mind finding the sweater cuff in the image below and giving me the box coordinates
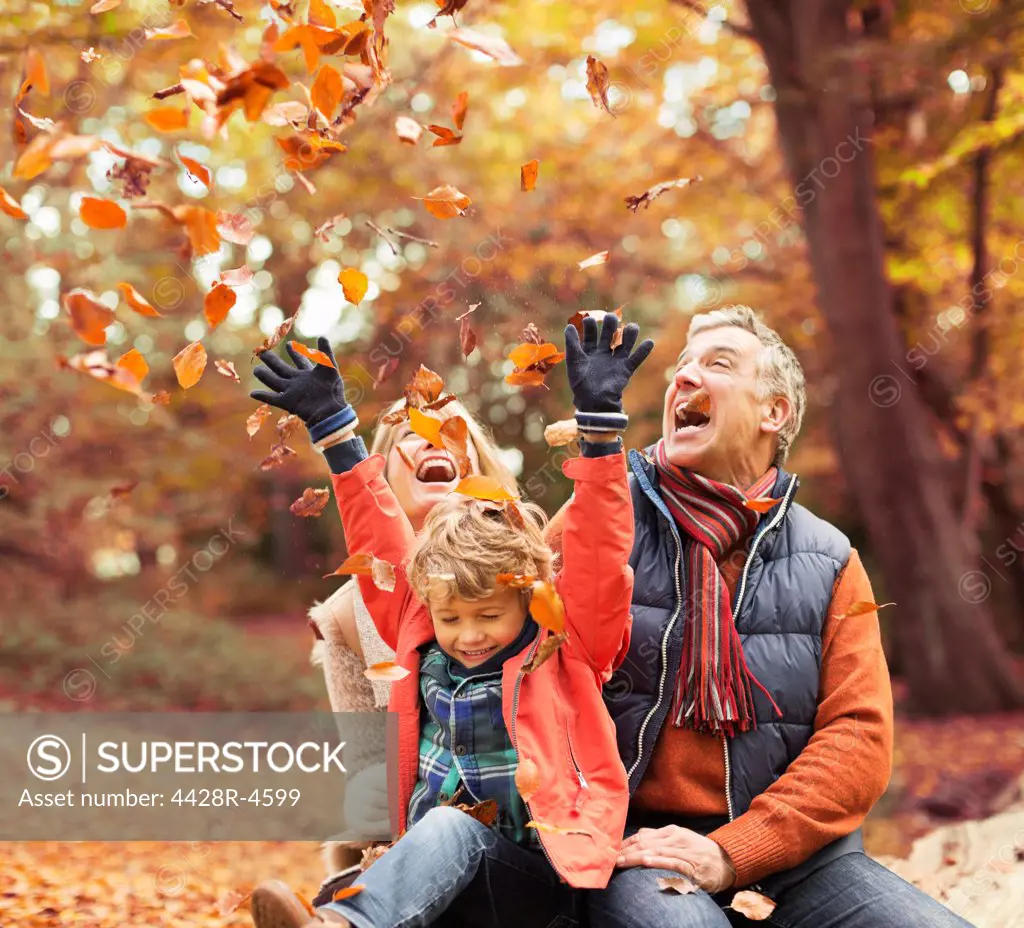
[323,436,368,474]
[580,436,623,458]
[708,810,790,888]
[575,410,628,433]
[309,405,358,443]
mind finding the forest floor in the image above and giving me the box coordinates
[3,614,1023,927]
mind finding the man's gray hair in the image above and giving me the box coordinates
[686,305,806,467]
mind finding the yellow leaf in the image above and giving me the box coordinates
[173,340,207,389]
[454,475,518,502]
[339,266,369,304]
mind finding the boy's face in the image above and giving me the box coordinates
[430,587,529,667]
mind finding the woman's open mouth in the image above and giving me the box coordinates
[415,454,458,484]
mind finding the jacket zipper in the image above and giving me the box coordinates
[509,635,566,880]
[566,727,588,791]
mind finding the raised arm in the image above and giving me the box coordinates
[251,336,415,650]
[557,314,653,672]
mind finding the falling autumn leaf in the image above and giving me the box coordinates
[80,196,127,230]
[311,63,343,120]
[325,553,397,592]
[145,19,194,41]
[681,389,711,415]
[586,55,613,116]
[259,443,298,471]
[0,188,28,220]
[505,341,565,388]
[657,876,699,894]
[289,339,336,370]
[457,304,478,357]
[729,890,777,920]
[447,28,523,66]
[544,419,578,448]
[178,152,213,189]
[428,125,462,147]
[395,116,423,144]
[339,267,369,304]
[204,283,237,331]
[440,415,471,477]
[625,175,702,213]
[416,184,471,220]
[578,249,610,270]
[253,313,297,358]
[744,497,782,513]
[173,340,207,389]
[150,390,171,405]
[172,204,221,256]
[452,90,469,129]
[521,159,539,192]
[277,414,300,442]
[331,885,365,903]
[526,632,566,673]
[220,265,254,288]
[404,364,445,408]
[408,407,444,448]
[144,107,189,132]
[363,660,411,683]
[64,289,115,346]
[836,600,896,620]
[455,475,518,502]
[247,404,273,438]
[215,359,240,382]
[218,211,255,245]
[497,573,537,589]
[90,0,123,12]
[24,47,50,97]
[290,487,330,517]
[526,819,592,837]
[530,581,565,635]
[515,758,541,802]
[117,282,162,318]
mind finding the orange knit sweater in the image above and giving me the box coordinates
[631,546,894,887]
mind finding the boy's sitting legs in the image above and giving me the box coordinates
[251,806,572,928]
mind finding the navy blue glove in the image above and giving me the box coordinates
[250,336,356,443]
[564,314,654,433]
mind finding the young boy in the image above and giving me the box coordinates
[248,315,654,928]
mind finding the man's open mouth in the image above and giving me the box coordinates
[416,454,458,483]
[674,399,711,432]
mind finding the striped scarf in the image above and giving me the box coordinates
[653,440,780,735]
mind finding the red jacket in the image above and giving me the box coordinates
[331,451,634,888]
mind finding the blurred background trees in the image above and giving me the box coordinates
[1,0,1022,716]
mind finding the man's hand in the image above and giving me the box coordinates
[564,314,654,416]
[616,825,737,894]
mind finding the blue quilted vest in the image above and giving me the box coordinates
[606,449,863,895]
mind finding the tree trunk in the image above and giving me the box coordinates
[744,1,1024,714]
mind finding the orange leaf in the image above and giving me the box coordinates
[117,282,163,317]
[144,107,189,132]
[332,885,365,903]
[204,283,237,331]
[447,27,523,66]
[290,487,330,517]
[409,407,444,449]
[836,600,895,620]
[178,153,213,189]
[744,497,781,513]
[657,876,698,894]
[145,19,194,40]
[457,799,498,827]
[682,390,711,416]
[24,47,49,97]
[404,365,446,407]
[521,159,539,192]
[289,339,336,370]
[509,342,560,369]
[311,63,343,120]
[64,289,115,345]
[504,369,548,387]
[114,348,149,392]
[173,205,221,257]
[497,572,537,589]
[526,819,592,837]
[309,0,337,28]
[0,187,28,220]
[173,340,207,389]
[339,267,369,304]
[416,184,471,219]
[526,632,566,673]
[530,581,565,635]
[585,55,612,115]
[454,475,518,502]
[729,890,777,920]
[439,415,471,477]
[578,249,610,270]
[325,554,397,592]
[515,758,541,802]
[451,90,469,130]
[247,404,273,438]
[363,661,411,683]
[215,359,240,382]
[428,125,462,147]
[80,196,127,230]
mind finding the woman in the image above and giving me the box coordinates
[308,397,519,874]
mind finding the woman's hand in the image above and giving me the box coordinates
[250,336,351,430]
[564,314,654,417]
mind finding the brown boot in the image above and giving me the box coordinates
[250,880,352,928]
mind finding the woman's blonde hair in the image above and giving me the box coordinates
[370,397,518,494]
[407,497,553,606]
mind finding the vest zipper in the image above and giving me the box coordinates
[509,635,566,881]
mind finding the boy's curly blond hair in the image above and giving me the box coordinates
[407,497,554,605]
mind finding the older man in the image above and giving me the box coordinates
[588,306,970,927]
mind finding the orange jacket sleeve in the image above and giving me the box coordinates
[330,454,418,653]
[709,549,895,886]
[555,452,635,674]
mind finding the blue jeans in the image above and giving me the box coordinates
[324,806,577,928]
[587,851,976,928]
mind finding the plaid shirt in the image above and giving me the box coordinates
[407,638,539,846]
